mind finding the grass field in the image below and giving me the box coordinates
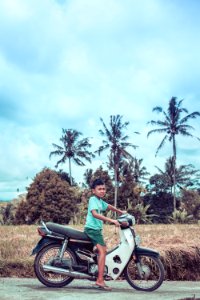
[0,223,200,279]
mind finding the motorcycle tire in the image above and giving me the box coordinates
[124,254,165,292]
[34,243,76,288]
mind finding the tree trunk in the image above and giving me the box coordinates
[114,167,118,209]
[172,136,176,211]
[69,158,72,186]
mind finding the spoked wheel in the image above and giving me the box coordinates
[124,254,165,292]
[34,243,76,287]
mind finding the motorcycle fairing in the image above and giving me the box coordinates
[105,228,135,280]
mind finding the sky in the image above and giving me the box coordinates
[0,0,200,201]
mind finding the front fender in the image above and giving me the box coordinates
[135,246,160,258]
[31,238,60,256]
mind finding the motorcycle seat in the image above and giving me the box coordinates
[46,222,91,241]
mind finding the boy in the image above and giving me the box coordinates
[84,178,126,291]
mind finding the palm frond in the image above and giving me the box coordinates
[95,144,109,155]
[178,124,194,131]
[51,143,64,151]
[55,157,67,168]
[147,128,169,138]
[152,106,162,113]
[180,111,200,124]
[177,130,194,138]
[147,120,168,127]
[73,157,85,166]
[155,135,168,156]
[155,165,165,174]
[49,148,64,159]
[99,117,112,141]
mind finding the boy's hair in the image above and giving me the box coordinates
[91,178,105,189]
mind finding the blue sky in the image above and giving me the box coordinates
[0,0,200,200]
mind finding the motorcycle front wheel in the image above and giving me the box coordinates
[34,243,76,288]
[124,254,165,292]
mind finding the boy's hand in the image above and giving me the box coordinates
[112,220,120,227]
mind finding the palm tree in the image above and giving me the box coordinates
[83,168,93,187]
[49,129,95,185]
[121,157,150,184]
[96,115,138,207]
[154,157,200,193]
[132,157,150,184]
[147,97,200,210]
[155,157,174,194]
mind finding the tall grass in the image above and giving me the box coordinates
[0,224,200,279]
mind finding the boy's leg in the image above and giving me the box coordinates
[95,244,106,286]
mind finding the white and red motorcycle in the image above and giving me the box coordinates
[32,214,165,292]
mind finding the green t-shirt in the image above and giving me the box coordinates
[85,195,108,230]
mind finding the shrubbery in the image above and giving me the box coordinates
[14,168,80,224]
[1,166,200,225]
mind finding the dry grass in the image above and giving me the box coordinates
[1,224,200,279]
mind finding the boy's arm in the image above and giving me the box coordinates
[107,204,126,215]
[91,210,120,226]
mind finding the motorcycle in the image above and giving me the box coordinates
[31,213,165,292]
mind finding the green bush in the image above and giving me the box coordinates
[14,168,79,224]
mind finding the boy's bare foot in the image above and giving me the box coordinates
[94,282,112,291]
[92,283,112,291]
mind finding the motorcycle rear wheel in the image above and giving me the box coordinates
[124,254,165,292]
[34,243,76,287]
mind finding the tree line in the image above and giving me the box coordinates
[1,97,200,225]
[49,97,200,209]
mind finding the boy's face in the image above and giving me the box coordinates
[92,184,106,199]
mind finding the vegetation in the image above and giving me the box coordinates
[143,191,174,223]
[1,163,200,226]
[49,128,94,185]
[149,158,200,194]
[147,97,200,211]
[14,168,80,225]
[181,189,200,219]
[96,115,138,208]
[1,108,200,226]
[1,224,200,281]
[128,157,150,184]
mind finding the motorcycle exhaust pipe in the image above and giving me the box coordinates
[43,265,93,279]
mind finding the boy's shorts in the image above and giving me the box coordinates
[84,227,106,246]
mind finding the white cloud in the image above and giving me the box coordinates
[0,0,200,200]
[0,0,31,21]
[65,0,124,32]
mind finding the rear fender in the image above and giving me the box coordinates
[31,238,61,256]
[134,246,160,258]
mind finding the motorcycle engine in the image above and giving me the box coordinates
[89,264,98,276]
[89,264,107,276]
